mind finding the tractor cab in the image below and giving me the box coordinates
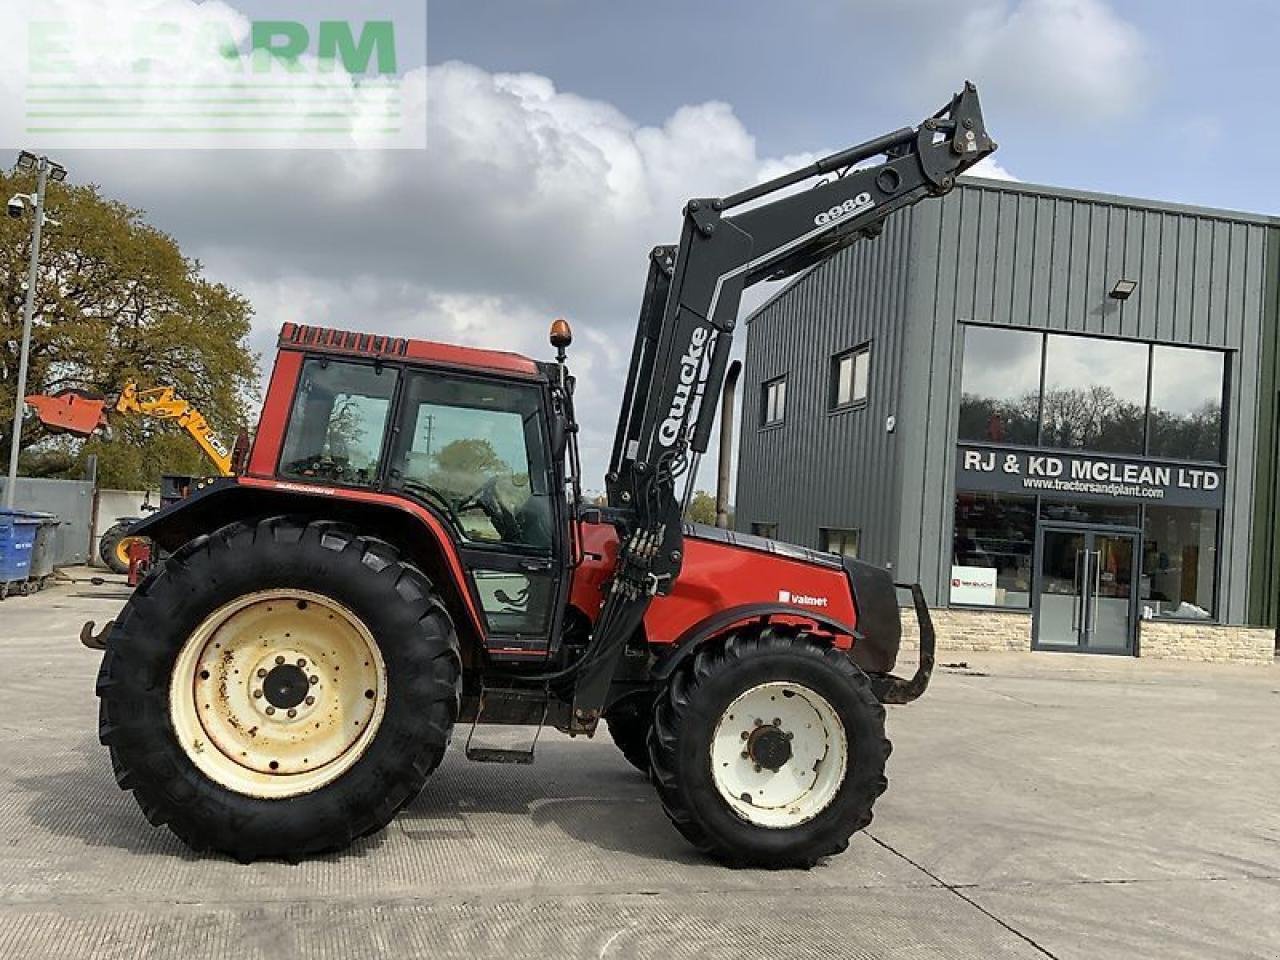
[245,323,578,655]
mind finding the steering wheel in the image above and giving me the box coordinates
[455,477,521,542]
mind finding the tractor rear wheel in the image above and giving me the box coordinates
[99,521,146,575]
[648,626,889,868]
[96,516,461,862]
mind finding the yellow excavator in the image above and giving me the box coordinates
[26,382,236,572]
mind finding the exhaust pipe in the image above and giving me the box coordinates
[715,361,741,529]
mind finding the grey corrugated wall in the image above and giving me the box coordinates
[738,177,1273,624]
[736,211,912,568]
[897,180,1270,623]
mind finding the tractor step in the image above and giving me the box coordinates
[463,684,549,764]
[464,746,537,765]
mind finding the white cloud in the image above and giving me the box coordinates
[933,0,1151,119]
[962,156,1020,181]
[874,0,1151,122]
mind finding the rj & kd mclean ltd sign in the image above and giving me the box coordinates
[955,445,1226,509]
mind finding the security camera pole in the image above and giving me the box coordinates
[4,153,54,511]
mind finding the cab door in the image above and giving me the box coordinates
[387,370,565,658]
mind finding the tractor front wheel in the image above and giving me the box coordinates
[96,517,461,862]
[648,627,889,868]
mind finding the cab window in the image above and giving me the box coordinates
[279,359,397,487]
[393,373,553,552]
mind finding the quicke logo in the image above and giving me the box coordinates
[657,325,710,447]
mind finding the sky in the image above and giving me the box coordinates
[2,0,1277,493]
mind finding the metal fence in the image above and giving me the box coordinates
[0,477,94,566]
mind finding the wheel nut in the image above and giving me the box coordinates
[741,751,749,759]
[754,718,763,726]
[296,658,306,668]
[287,708,297,719]
[253,689,263,699]
[256,668,266,678]
[265,706,276,715]
[309,675,319,685]
[275,656,285,665]
[305,696,315,706]
[754,764,762,773]
[772,717,781,726]
[740,731,749,740]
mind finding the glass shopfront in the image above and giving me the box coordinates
[951,326,1229,653]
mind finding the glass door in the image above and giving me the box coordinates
[1035,528,1087,649]
[1034,525,1138,654]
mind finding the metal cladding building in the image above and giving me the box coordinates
[736,177,1278,662]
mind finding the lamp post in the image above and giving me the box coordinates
[4,152,65,510]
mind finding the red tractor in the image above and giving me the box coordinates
[92,84,993,866]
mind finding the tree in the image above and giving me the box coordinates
[1,168,258,488]
[428,438,510,497]
[686,489,728,527]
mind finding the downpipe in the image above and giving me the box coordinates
[715,360,741,529]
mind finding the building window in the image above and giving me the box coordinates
[820,527,860,558]
[752,522,778,539]
[957,325,1228,461]
[1041,334,1148,455]
[761,376,787,426]
[1141,507,1218,620]
[830,346,870,410]
[951,492,1036,608]
[1148,346,1225,462]
[957,327,1041,445]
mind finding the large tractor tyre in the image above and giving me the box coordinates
[605,694,655,774]
[96,516,461,863]
[648,626,890,869]
[99,521,146,575]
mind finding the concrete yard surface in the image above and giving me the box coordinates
[0,579,1276,959]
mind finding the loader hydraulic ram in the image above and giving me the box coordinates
[92,83,994,867]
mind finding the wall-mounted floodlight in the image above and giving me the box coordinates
[16,151,37,172]
[1109,279,1138,301]
[48,163,68,183]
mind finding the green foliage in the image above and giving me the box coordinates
[429,438,509,495]
[686,489,727,527]
[1,168,258,488]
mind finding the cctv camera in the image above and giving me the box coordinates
[7,194,27,219]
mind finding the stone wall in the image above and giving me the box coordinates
[897,606,1276,664]
[900,607,1031,653]
[1139,621,1275,664]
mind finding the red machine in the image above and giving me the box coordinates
[90,84,993,866]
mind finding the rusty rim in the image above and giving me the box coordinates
[168,589,387,799]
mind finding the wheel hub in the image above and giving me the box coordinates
[746,725,793,771]
[262,663,310,709]
[168,589,388,799]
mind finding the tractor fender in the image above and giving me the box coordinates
[124,476,487,643]
[651,603,870,683]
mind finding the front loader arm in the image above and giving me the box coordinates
[569,83,994,730]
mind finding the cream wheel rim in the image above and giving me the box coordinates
[710,682,847,828]
[169,589,387,799]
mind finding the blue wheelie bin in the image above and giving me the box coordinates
[0,510,39,600]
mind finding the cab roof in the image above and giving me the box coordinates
[278,322,541,378]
